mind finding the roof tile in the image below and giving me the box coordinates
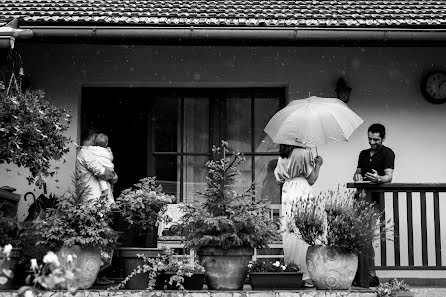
[1,0,446,28]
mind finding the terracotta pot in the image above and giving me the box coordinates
[250,272,303,290]
[118,247,164,290]
[198,246,253,290]
[0,248,22,289]
[57,245,101,289]
[306,245,358,290]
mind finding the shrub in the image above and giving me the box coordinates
[113,177,175,235]
[30,173,118,251]
[179,141,280,250]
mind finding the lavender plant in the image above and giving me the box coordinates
[293,186,392,251]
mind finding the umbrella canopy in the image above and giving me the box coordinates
[264,96,364,148]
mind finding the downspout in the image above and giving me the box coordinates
[0,19,33,48]
[13,26,446,44]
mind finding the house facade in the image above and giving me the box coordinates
[1,0,446,284]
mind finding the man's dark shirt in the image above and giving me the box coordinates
[357,145,395,177]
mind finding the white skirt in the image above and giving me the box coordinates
[281,177,313,280]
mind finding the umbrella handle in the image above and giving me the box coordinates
[315,147,319,156]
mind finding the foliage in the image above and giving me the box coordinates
[114,247,203,290]
[179,141,280,250]
[248,259,300,273]
[29,172,119,251]
[113,177,175,234]
[0,87,72,184]
[293,186,392,251]
[0,216,21,247]
[377,278,411,297]
[18,250,80,297]
[0,244,13,286]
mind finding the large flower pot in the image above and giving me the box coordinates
[250,272,303,290]
[306,245,358,290]
[198,246,253,290]
[118,247,164,290]
[165,272,205,290]
[57,245,101,289]
[0,247,22,289]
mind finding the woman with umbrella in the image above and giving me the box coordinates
[274,143,323,287]
[265,96,364,287]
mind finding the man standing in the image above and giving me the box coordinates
[353,123,395,287]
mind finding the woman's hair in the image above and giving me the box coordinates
[279,144,296,159]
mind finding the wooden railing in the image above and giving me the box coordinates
[347,183,446,287]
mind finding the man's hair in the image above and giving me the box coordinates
[368,123,386,138]
[95,133,109,147]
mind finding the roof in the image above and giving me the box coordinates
[1,0,446,28]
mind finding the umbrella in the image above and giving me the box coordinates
[264,96,364,148]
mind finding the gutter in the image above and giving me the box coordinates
[12,25,446,46]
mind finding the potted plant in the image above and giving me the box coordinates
[29,173,119,289]
[248,259,302,290]
[292,186,391,290]
[163,248,205,290]
[178,141,280,290]
[112,177,175,289]
[0,86,72,186]
[377,278,413,297]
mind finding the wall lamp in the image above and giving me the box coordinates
[335,77,352,103]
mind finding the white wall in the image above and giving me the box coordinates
[2,44,446,218]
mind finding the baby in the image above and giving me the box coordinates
[88,133,115,196]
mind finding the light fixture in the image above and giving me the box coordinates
[335,77,352,103]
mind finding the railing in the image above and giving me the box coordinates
[347,183,446,287]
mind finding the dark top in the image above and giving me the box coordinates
[357,145,395,177]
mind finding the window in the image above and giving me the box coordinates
[149,88,285,205]
[81,87,284,212]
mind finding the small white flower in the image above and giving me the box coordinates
[43,251,60,266]
[273,261,280,267]
[24,289,35,297]
[67,254,74,264]
[30,259,38,271]
[3,244,12,256]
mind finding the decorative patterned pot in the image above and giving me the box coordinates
[250,272,303,290]
[0,247,22,289]
[57,245,101,289]
[198,246,253,290]
[306,245,358,290]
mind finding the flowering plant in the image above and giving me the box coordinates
[0,244,13,286]
[17,250,80,297]
[113,177,175,235]
[248,259,300,273]
[292,186,392,251]
[0,88,72,185]
[377,278,411,297]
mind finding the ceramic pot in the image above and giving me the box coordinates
[56,245,101,289]
[198,246,253,290]
[306,245,358,290]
